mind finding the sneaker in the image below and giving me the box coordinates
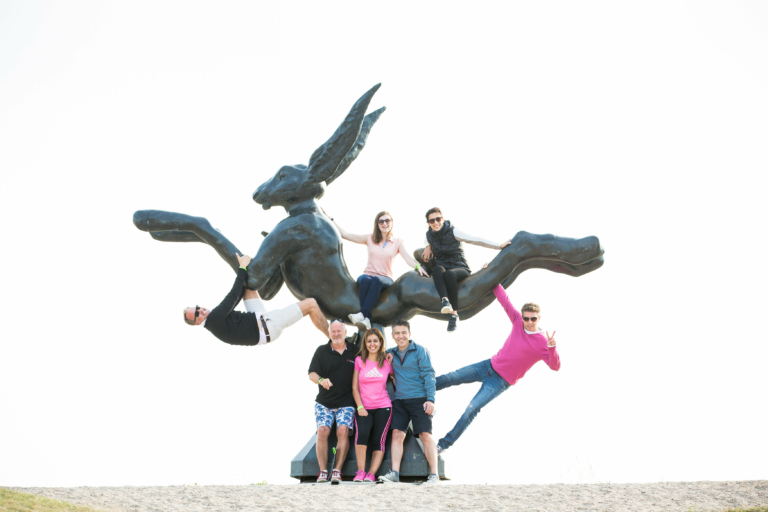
[330,469,343,483]
[353,470,366,482]
[316,470,329,482]
[437,444,446,456]
[425,473,441,484]
[447,314,458,332]
[364,472,376,482]
[378,470,400,483]
[440,298,453,314]
[348,312,372,332]
[348,312,365,330]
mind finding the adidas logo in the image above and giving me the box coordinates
[364,367,384,378]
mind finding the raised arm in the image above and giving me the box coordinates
[321,208,367,244]
[454,228,511,250]
[492,284,520,323]
[399,241,429,276]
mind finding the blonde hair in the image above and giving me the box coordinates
[359,328,387,369]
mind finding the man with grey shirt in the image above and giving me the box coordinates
[378,319,440,484]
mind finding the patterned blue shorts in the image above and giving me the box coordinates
[314,402,355,430]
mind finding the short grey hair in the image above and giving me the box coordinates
[183,308,196,326]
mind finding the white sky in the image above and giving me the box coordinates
[1,0,767,487]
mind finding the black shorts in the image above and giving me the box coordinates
[354,406,392,452]
[392,398,432,435]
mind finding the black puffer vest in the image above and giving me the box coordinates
[426,220,470,272]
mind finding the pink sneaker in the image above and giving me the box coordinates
[353,470,366,482]
[364,473,376,482]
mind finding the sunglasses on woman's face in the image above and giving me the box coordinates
[428,217,442,224]
[522,316,538,322]
[378,218,392,225]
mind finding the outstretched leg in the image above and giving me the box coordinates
[134,210,243,272]
[436,359,493,391]
[373,231,604,324]
[437,363,510,451]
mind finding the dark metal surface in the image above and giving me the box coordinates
[133,84,605,326]
[290,425,448,482]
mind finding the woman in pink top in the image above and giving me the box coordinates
[433,282,560,454]
[351,328,394,482]
[324,209,428,331]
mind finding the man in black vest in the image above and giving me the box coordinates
[422,207,511,332]
[183,252,330,344]
[308,319,360,483]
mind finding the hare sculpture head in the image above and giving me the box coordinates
[253,84,385,214]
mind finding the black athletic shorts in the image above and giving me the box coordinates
[391,398,432,435]
[354,406,392,452]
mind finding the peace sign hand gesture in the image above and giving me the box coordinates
[546,331,557,347]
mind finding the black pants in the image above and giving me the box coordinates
[355,407,392,453]
[432,266,470,311]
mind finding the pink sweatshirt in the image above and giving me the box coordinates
[490,285,560,386]
[362,235,401,279]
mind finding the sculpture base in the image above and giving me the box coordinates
[290,425,449,482]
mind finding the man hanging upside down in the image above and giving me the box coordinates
[183,252,330,344]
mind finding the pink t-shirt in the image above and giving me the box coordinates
[490,285,561,386]
[355,356,393,409]
[362,235,401,279]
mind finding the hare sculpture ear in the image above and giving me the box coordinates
[306,83,382,185]
[326,106,385,186]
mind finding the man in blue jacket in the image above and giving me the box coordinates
[378,319,439,484]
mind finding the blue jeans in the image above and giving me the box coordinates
[357,274,394,320]
[435,359,511,450]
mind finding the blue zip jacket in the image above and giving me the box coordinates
[387,340,436,403]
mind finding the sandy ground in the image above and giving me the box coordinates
[6,481,767,512]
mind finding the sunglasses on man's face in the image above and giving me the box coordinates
[378,218,392,225]
[523,316,539,322]
[193,305,201,322]
[428,217,442,224]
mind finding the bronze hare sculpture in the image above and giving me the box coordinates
[133,84,604,326]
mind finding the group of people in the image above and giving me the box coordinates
[181,207,561,484]
[327,206,511,333]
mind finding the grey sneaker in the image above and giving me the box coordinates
[447,314,458,332]
[378,470,400,483]
[440,298,453,314]
[425,474,441,484]
[437,445,446,456]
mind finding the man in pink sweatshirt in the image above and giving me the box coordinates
[435,284,560,454]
